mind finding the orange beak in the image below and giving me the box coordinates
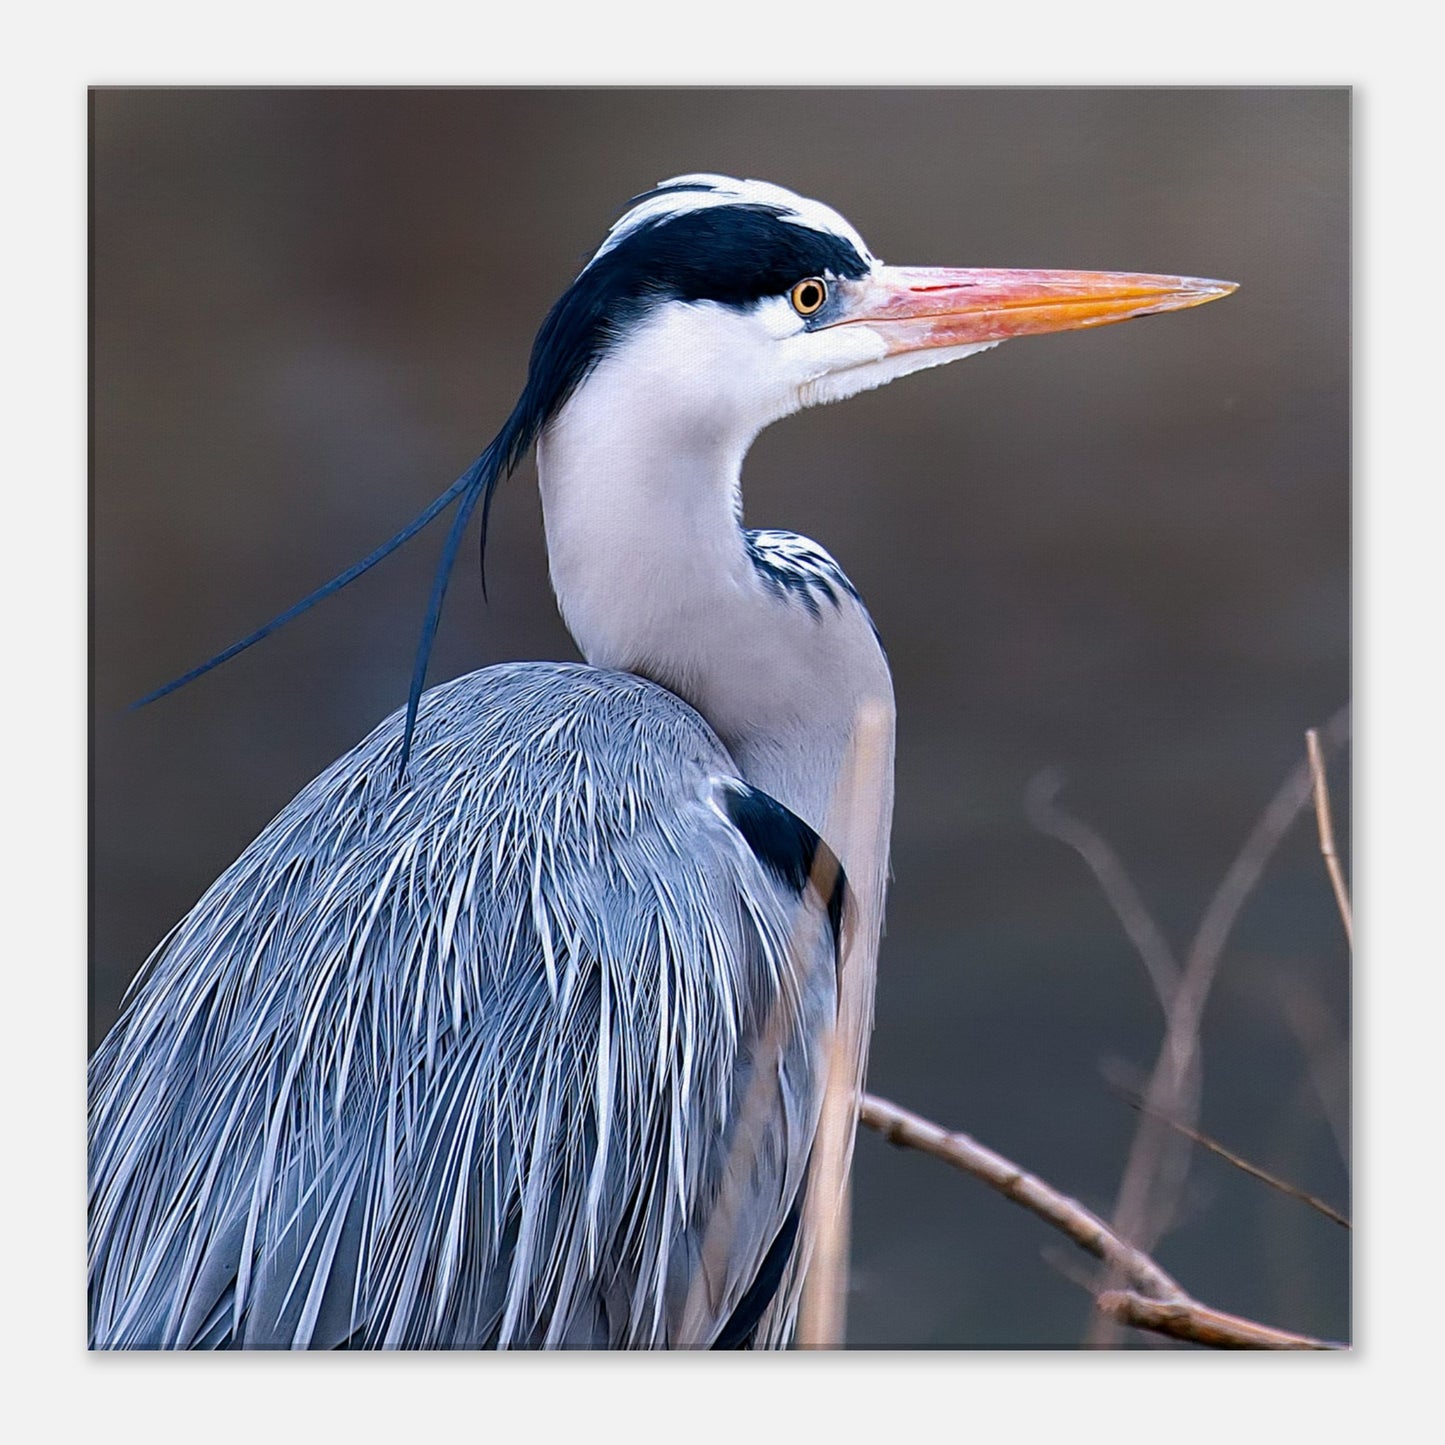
[833,266,1237,352]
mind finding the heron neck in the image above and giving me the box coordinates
[535,377,894,854]
[536,391,754,663]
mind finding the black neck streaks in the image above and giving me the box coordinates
[744,530,867,622]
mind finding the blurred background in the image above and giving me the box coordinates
[90,88,1349,1348]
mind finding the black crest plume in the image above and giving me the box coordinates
[133,291,593,781]
[133,184,870,779]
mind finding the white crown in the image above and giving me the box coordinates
[589,174,877,271]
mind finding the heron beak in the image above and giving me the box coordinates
[836,266,1237,353]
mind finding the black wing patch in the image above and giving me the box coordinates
[720,782,846,951]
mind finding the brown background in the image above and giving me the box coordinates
[91,88,1349,1347]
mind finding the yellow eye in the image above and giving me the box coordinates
[789,277,828,316]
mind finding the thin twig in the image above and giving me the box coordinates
[859,1092,1342,1351]
[1088,707,1351,1344]
[1106,1083,1350,1229]
[797,699,892,1348]
[1096,1291,1338,1350]
[1307,727,1353,948]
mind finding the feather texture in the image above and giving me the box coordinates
[90,663,839,1349]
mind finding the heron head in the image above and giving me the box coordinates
[136,176,1237,776]
[518,174,1237,447]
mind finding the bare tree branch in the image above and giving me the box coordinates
[1307,726,1353,948]
[1095,1290,1337,1350]
[861,1094,1185,1304]
[859,1092,1342,1351]
[1087,707,1351,1343]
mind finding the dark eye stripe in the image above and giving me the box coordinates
[504,205,872,467]
[607,206,869,305]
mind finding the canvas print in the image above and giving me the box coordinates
[90,88,1349,1349]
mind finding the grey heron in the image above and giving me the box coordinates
[89,174,1235,1349]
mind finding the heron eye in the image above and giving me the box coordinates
[789,277,828,316]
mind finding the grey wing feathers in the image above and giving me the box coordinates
[89,662,838,1349]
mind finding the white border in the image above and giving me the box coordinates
[10,3,1435,1438]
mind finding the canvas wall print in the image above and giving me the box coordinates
[90,88,1349,1349]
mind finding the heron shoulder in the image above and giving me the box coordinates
[395,662,848,946]
[413,662,844,920]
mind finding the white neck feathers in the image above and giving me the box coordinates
[534,304,895,850]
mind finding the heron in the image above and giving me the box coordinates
[89,174,1235,1349]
